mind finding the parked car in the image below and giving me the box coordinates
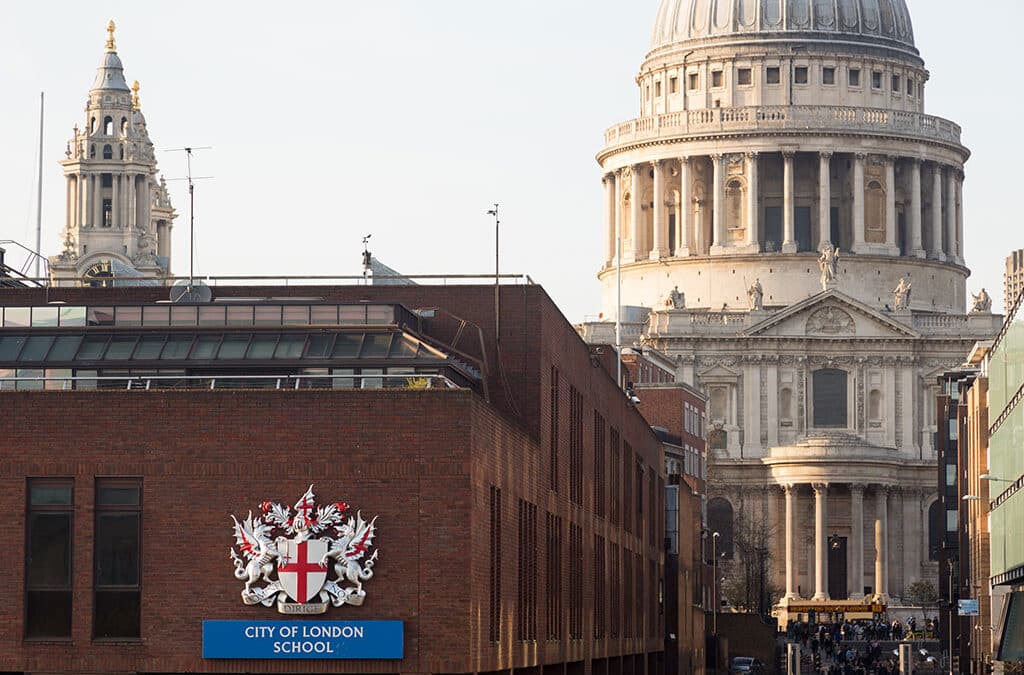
[729,656,765,674]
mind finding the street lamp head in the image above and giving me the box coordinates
[980,473,1010,482]
[962,495,980,501]
[713,531,720,538]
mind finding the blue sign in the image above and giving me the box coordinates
[202,620,404,660]
[958,599,980,617]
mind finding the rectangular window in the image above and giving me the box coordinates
[516,499,537,641]
[766,67,781,84]
[872,71,883,89]
[594,412,606,518]
[609,544,620,638]
[623,551,633,637]
[610,429,620,525]
[823,67,836,85]
[688,73,699,90]
[549,367,560,492]
[892,74,901,92]
[546,512,562,641]
[594,535,606,639]
[794,66,809,84]
[622,442,633,533]
[94,480,141,639]
[636,457,644,538]
[907,77,915,97]
[737,68,752,86]
[489,486,502,643]
[654,81,662,97]
[849,68,861,87]
[711,70,723,88]
[569,524,583,640]
[669,76,678,93]
[26,480,73,639]
[569,387,583,506]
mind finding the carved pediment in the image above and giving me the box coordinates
[744,291,919,339]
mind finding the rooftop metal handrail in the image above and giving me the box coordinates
[0,372,463,391]
[2,273,536,287]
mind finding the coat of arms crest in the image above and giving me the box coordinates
[228,485,379,614]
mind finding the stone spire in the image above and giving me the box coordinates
[50,21,176,287]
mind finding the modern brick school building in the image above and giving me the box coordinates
[0,283,667,675]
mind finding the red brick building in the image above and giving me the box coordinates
[0,283,664,675]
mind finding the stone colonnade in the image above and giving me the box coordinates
[602,152,963,265]
[778,482,907,602]
[66,172,151,232]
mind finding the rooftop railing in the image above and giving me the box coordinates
[603,105,963,148]
[0,372,463,392]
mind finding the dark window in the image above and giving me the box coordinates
[609,429,620,525]
[737,68,752,86]
[516,499,538,641]
[892,74,901,92]
[872,71,883,89]
[94,480,141,638]
[550,367,560,492]
[594,412,606,519]
[794,66,809,84]
[928,500,943,560]
[546,512,563,641]
[102,145,113,160]
[823,67,836,85]
[708,497,734,559]
[688,73,699,90]
[766,67,781,84]
[594,535,605,639]
[569,524,583,640]
[569,386,583,506]
[849,68,861,87]
[26,479,73,638]
[711,70,723,88]
[813,369,849,428]
[489,486,501,643]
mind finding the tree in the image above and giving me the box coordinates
[720,507,782,618]
[906,580,940,622]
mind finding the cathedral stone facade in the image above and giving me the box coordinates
[581,0,1001,609]
[48,21,176,287]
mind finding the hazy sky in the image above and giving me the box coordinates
[1,0,1021,321]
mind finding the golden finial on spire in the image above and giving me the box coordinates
[105,20,117,52]
[132,80,141,110]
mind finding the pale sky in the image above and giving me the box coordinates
[1,1,1021,321]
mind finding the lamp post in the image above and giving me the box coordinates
[712,531,720,635]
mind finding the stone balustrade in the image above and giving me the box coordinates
[603,105,963,148]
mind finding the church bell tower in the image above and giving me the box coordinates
[49,20,176,286]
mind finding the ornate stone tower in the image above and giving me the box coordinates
[49,21,176,286]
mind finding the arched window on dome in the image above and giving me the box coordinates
[865,180,886,244]
[708,498,734,559]
[725,178,746,242]
[927,499,942,561]
[812,369,848,429]
[103,116,113,136]
[102,145,113,160]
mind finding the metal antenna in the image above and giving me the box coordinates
[165,146,212,291]
[486,204,500,339]
[34,92,44,280]
[361,234,373,281]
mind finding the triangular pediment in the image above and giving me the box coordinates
[697,363,740,380]
[743,290,920,339]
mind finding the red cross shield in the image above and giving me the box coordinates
[278,539,328,604]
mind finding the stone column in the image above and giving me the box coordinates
[813,483,829,601]
[65,177,72,230]
[711,154,725,252]
[850,484,865,599]
[818,152,832,250]
[887,488,898,599]
[782,152,797,253]
[614,169,624,263]
[677,157,691,256]
[112,174,121,229]
[874,487,889,601]
[946,169,957,263]
[78,174,86,228]
[853,154,866,252]
[604,172,616,265]
[746,152,759,250]
[631,164,644,260]
[931,164,945,261]
[652,160,668,259]
[885,157,898,253]
[784,484,798,600]
[909,159,925,257]
[955,173,964,263]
